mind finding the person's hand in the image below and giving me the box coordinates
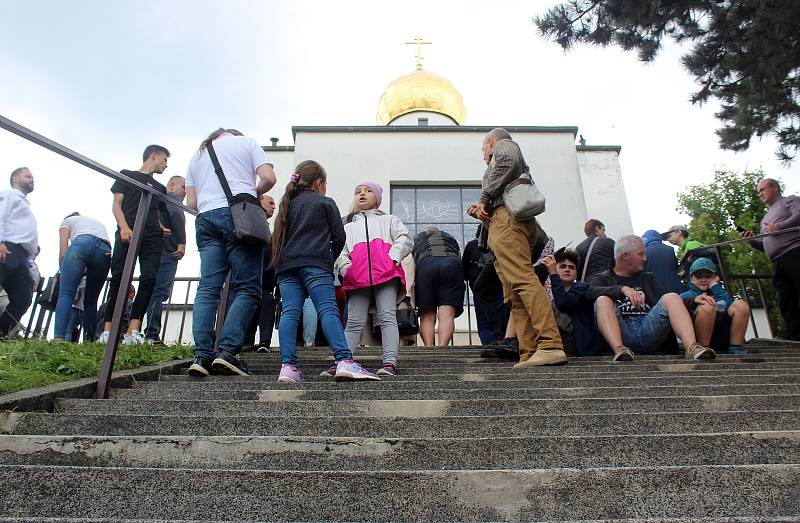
[0,243,9,264]
[172,244,186,261]
[542,255,557,275]
[119,224,133,243]
[161,226,172,238]
[694,294,716,307]
[739,229,754,238]
[622,286,646,309]
[763,223,779,233]
[467,203,490,222]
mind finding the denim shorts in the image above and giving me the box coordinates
[616,297,674,354]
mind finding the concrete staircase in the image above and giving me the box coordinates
[2,340,800,522]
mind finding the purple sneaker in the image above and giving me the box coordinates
[319,363,337,378]
[277,364,304,385]
[335,360,381,382]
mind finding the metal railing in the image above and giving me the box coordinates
[686,225,800,339]
[1,115,198,399]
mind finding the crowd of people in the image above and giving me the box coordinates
[1,127,798,383]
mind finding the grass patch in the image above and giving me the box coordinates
[0,338,192,395]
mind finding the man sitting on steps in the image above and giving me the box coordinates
[589,235,715,362]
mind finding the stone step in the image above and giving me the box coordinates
[2,431,798,470]
[7,410,798,437]
[235,361,799,373]
[55,394,800,417]
[130,372,800,391]
[111,382,800,401]
[158,367,800,383]
[1,464,798,521]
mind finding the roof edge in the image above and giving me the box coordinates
[576,145,622,153]
[291,125,579,139]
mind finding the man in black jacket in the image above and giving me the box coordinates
[576,219,615,282]
[144,175,187,343]
[589,235,714,361]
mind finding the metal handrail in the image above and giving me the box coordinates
[0,114,198,399]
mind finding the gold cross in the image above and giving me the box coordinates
[405,36,432,71]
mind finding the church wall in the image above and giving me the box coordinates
[576,149,634,238]
[262,149,297,187]
[291,129,594,247]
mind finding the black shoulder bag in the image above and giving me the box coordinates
[206,141,269,246]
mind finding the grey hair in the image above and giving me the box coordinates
[424,224,440,233]
[614,235,644,259]
[486,128,512,143]
[758,178,781,191]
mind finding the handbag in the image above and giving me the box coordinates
[395,297,419,336]
[38,273,60,310]
[206,141,269,246]
[501,160,546,220]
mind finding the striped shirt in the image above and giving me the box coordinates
[480,139,528,211]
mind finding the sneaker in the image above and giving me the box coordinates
[376,363,398,376]
[98,331,110,344]
[212,350,251,376]
[278,364,304,385]
[728,346,748,355]
[512,349,568,368]
[686,343,716,360]
[613,346,635,362]
[122,331,146,345]
[319,364,338,378]
[256,343,271,353]
[187,357,213,377]
[335,360,381,381]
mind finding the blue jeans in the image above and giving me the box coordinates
[144,249,179,341]
[193,207,264,359]
[54,235,111,341]
[277,266,352,365]
[616,297,674,354]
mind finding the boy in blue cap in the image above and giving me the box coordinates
[680,258,750,354]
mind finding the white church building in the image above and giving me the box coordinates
[264,60,634,250]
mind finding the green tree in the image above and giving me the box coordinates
[676,169,785,336]
[534,1,800,161]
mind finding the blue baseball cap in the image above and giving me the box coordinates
[689,257,717,275]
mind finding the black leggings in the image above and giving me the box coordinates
[103,230,163,324]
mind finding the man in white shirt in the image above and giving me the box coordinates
[0,167,39,336]
[185,128,276,377]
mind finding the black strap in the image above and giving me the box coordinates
[206,141,234,205]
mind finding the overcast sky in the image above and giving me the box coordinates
[1,0,798,280]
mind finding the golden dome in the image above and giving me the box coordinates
[376,68,466,125]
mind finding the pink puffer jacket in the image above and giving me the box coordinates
[335,210,413,293]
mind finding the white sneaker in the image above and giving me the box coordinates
[98,331,110,344]
[122,330,146,345]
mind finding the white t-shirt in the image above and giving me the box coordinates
[60,215,110,243]
[185,134,273,214]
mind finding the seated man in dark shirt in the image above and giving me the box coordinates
[589,235,715,362]
[543,248,601,356]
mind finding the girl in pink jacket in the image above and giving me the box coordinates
[334,182,413,376]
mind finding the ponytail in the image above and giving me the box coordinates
[269,160,327,268]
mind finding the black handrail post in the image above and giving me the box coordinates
[738,278,759,339]
[214,273,232,343]
[178,281,192,344]
[713,245,731,289]
[96,193,152,399]
[754,278,776,338]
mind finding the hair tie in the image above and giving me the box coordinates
[290,173,300,183]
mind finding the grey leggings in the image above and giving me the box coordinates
[344,280,399,365]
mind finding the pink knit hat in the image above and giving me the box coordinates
[356,181,383,208]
